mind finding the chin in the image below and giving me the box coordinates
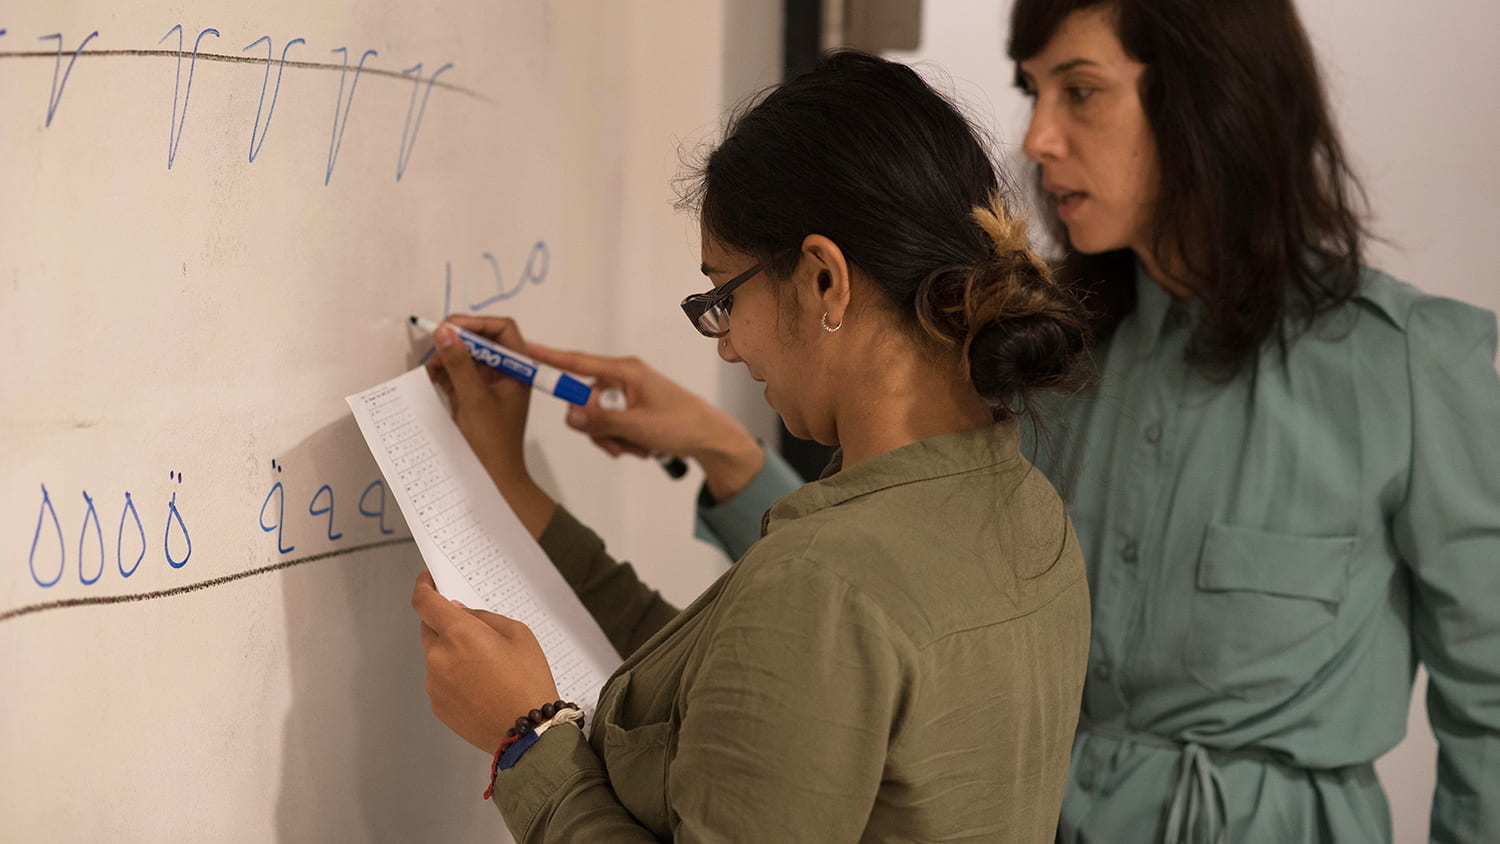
[1063,224,1128,256]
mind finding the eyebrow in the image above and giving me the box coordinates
[1049,58,1100,75]
[1017,57,1101,86]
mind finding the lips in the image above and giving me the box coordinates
[1045,184,1088,220]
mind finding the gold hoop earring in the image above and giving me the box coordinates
[821,313,842,333]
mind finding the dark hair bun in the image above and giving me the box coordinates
[967,313,1088,412]
[914,195,1091,417]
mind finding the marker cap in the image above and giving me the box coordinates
[598,388,628,412]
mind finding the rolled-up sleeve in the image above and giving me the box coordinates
[492,541,908,842]
[490,722,661,843]
[1392,298,1500,843]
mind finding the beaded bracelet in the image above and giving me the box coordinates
[482,700,584,799]
[533,706,585,739]
[506,700,582,741]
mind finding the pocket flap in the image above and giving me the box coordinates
[600,718,674,834]
[1198,522,1355,603]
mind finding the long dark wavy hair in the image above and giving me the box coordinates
[1008,0,1370,377]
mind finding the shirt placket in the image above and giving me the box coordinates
[1085,300,1190,725]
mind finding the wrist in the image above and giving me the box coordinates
[483,700,584,799]
[492,476,558,540]
[696,428,765,504]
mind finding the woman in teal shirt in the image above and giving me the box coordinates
[543,1,1500,841]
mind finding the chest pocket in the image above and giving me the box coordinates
[596,670,674,836]
[1184,522,1355,699]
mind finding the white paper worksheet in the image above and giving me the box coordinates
[346,367,620,728]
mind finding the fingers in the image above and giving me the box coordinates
[411,571,463,633]
[596,434,649,459]
[567,402,642,457]
[441,314,526,348]
[429,323,492,401]
[425,358,454,400]
[466,607,528,638]
[528,342,640,383]
[416,572,532,644]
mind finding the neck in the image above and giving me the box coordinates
[830,342,993,468]
[1136,248,1199,299]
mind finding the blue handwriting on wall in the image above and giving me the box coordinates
[27,472,192,588]
[27,464,396,589]
[5,25,462,183]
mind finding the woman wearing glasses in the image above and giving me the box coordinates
[411,51,1093,842]
[553,1,1500,841]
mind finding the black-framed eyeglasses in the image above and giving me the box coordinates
[680,251,791,338]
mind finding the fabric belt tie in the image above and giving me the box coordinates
[1163,742,1227,844]
[1077,720,1289,844]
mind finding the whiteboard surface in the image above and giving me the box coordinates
[0,2,782,840]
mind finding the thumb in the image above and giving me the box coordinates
[569,397,640,440]
[411,571,465,633]
[432,324,489,400]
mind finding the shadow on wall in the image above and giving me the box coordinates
[271,413,508,843]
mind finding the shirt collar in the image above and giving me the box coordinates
[762,422,1022,535]
[1129,260,1205,355]
[1133,261,1176,341]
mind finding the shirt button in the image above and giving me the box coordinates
[1094,663,1113,682]
[1121,541,1138,563]
[1170,309,1191,330]
[1145,423,1163,443]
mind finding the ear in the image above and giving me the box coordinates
[796,234,852,330]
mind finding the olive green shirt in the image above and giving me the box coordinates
[699,266,1500,843]
[490,423,1091,842]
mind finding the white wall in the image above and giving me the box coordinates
[868,1,1500,841]
[573,1,785,610]
[0,2,781,840]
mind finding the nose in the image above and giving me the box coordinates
[1021,100,1065,164]
[716,334,741,364]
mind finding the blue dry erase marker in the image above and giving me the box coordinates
[410,316,592,406]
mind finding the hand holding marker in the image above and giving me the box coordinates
[410,316,687,479]
[596,388,690,479]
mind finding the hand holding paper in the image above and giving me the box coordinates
[411,571,562,751]
[346,366,620,731]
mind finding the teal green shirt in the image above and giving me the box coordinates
[700,267,1500,843]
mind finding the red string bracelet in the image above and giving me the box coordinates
[482,734,522,800]
[481,700,581,800]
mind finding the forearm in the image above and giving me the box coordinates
[691,424,766,504]
[494,476,557,541]
[538,507,680,659]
